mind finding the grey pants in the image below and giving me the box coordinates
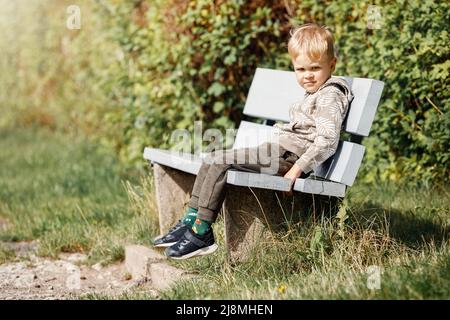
[188,142,299,222]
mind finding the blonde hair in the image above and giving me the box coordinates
[288,23,336,61]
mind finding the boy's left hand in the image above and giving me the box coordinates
[283,163,302,194]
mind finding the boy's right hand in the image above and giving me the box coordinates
[283,164,302,196]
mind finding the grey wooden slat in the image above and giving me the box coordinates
[232,120,274,149]
[293,178,346,197]
[143,148,202,175]
[227,171,346,197]
[343,78,384,136]
[243,67,384,136]
[227,170,291,191]
[312,141,365,186]
[244,68,302,122]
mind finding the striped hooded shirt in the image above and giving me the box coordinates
[274,77,354,174]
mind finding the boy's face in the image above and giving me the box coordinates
[292,53,336,93]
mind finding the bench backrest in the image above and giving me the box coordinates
[232,68,384,187]
[243,68,384,136]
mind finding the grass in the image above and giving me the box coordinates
[0,127,159,265]
[0,127,448,299]
[157,208,448,299]
[0,243,15,264]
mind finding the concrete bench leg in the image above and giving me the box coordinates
[223,186,295,261]
[223,187,336,261]
[152,163,196,234]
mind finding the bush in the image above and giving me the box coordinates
[104,0,449,185]
[102,0,293,164]
[1,0,447,185]
[295,0,449,185]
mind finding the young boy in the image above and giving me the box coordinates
[153,23,354,259]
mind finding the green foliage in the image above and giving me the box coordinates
[102,0,292,165]
[295,0,449,185]
[104,0,448,184]
[0,0,447,185]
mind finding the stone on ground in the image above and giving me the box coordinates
[125,245,195,291]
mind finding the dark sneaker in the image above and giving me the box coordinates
[165,228,218,260]
[153,220,189,248]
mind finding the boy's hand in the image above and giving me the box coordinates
[283,164,302,195]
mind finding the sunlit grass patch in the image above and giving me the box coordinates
[0,128,158,265]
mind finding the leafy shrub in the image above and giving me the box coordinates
[1,0,447,185]
[102,0,293,164]
[293,0,449,185]
[104,0,448,184]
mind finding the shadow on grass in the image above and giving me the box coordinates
[269,191,448,249]
[350,201,449,249]
[281,192,342,219]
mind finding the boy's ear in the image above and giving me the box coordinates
[330,57,337,72]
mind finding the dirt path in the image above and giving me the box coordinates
[0,241,157,300]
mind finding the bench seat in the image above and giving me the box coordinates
[227,171,346,197]
[143,148,203,175]
[144,147,346,197]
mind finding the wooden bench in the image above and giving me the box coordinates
[144,67,384,260]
